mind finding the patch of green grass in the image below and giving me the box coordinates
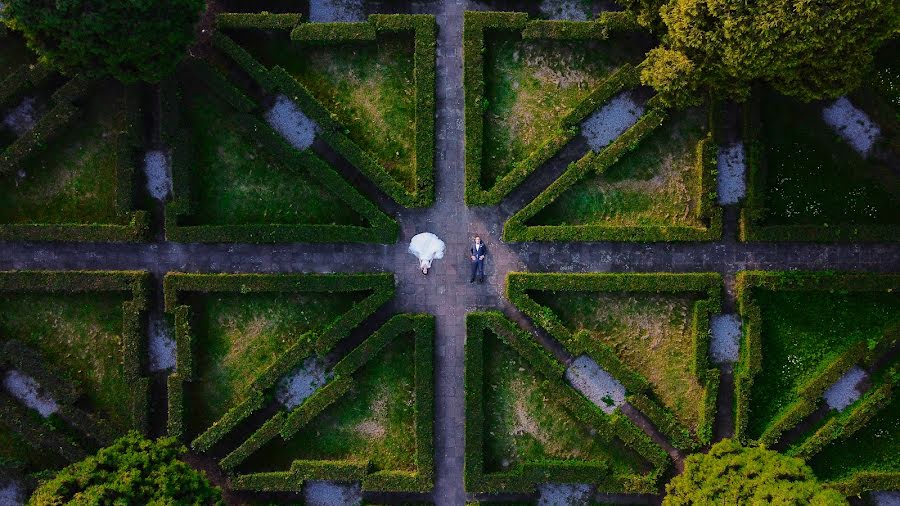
[808,388,900,482]
[871,41,899,119]
[756,88,899,227]
[181,81,365,227]
[482,330,647,475]
[0,293,136,432]
[0,424,67,473]
[185,291,365,437]
[530,107,708,227]
[0,82,135,226]
[242,334,417,472]
[747,290,900,440]
[0,31,35,79]
[229,31,417,191]
[481,33,646,188]
[529,291,706,432]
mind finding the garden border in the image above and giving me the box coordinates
[464,311,669,495]
[506,272,722,450]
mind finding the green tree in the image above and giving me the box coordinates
[639,0,900,108]
[2,0,204,83]
[664,439,847,505]
[29,432,222,505]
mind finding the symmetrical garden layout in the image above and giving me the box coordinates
[0,2,899,505]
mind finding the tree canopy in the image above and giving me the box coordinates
[2,0,204,83]
[636,0,900,107]
[29,432,222,505]
[664,439,847,505]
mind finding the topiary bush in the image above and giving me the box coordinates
[664,439,847,505]
[2,0,204,83]
[28,431,222,505]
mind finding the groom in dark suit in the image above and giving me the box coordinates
[470,236,487,283]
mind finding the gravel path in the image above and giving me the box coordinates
[148,317,176,372]
[2,96,40,136]
[539,483,594,506]
[144,150,172,201]
[266,95,319,151]
[303,480,362,506]
[565,355,626,414]
[3,370,58,417]
[0,479,23,506]
[308,0,365,23]
[823,365,868,411]
[822,97,881,156]
[873,491,900,506]
[276,356,330,409]
[710,314,741,364]
[539,0,590,20]
[717,143,746,205]
[581,92,644,152]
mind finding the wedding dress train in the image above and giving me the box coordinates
[408,232,445,272]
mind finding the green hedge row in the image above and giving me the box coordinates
[163,272,395,443]
[0,75,149,242]
[215,12,302,31]
[733,271,900,444]
[227,314,434,493]
[217,13,436,207]
[507,272,722,450]
[0,393,86,464]
[503,102,723,242]
[162,60,397,243]
[464,312,668,494]
[739,92,900,242]
[463,11,645,205]
[0,60,52,113]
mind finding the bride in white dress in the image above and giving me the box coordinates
[408,232,445,275]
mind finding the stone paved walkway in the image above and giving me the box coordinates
[2,1,900,505]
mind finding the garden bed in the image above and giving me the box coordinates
[464,312,669,495]
[162,61,396,243]
[463,11,651,205]
[740,87,899,242]
[733,272,900,448]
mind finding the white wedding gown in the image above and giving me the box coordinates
[408,232,445,269]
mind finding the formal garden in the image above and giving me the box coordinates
[0,0,899,505]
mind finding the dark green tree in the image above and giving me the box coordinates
[664,439,847,505]
[29,432,222,505]
[2,0,204,83]
[639,0,900,108]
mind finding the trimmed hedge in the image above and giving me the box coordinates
[739,92,900,242]
[733,271,900,445]
[215,12,302,31]
[503,102,723,242]
[506,272,722,450]
[162,59,397,243]
[227,314,435,494]
[464,312,668,495]
[0,271,151,467]
[163,272,395,444]
[0,74,149,242]
[463,11,645,205]
[217,13,436,207]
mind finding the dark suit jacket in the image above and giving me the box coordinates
[470,243,487,260]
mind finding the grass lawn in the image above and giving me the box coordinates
[242,333,418,472]
[0,31,34,79]
[0,81,137,226]
[0,293,136,432]
[754,87,898,228]
[180,78,365,227]
[481,33,647,188]
[185,291,365,437]
[0,423,68,473]
[481,329,647,475]
[808,387,900,482]
[529,106,708,227]
[870,41,899,119]
[228,30,417,191]
[529,291,706,433]
[746,290,900,440]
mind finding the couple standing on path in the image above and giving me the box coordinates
[408,232,487,283]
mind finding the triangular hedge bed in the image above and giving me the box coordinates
[213,12,435,208]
